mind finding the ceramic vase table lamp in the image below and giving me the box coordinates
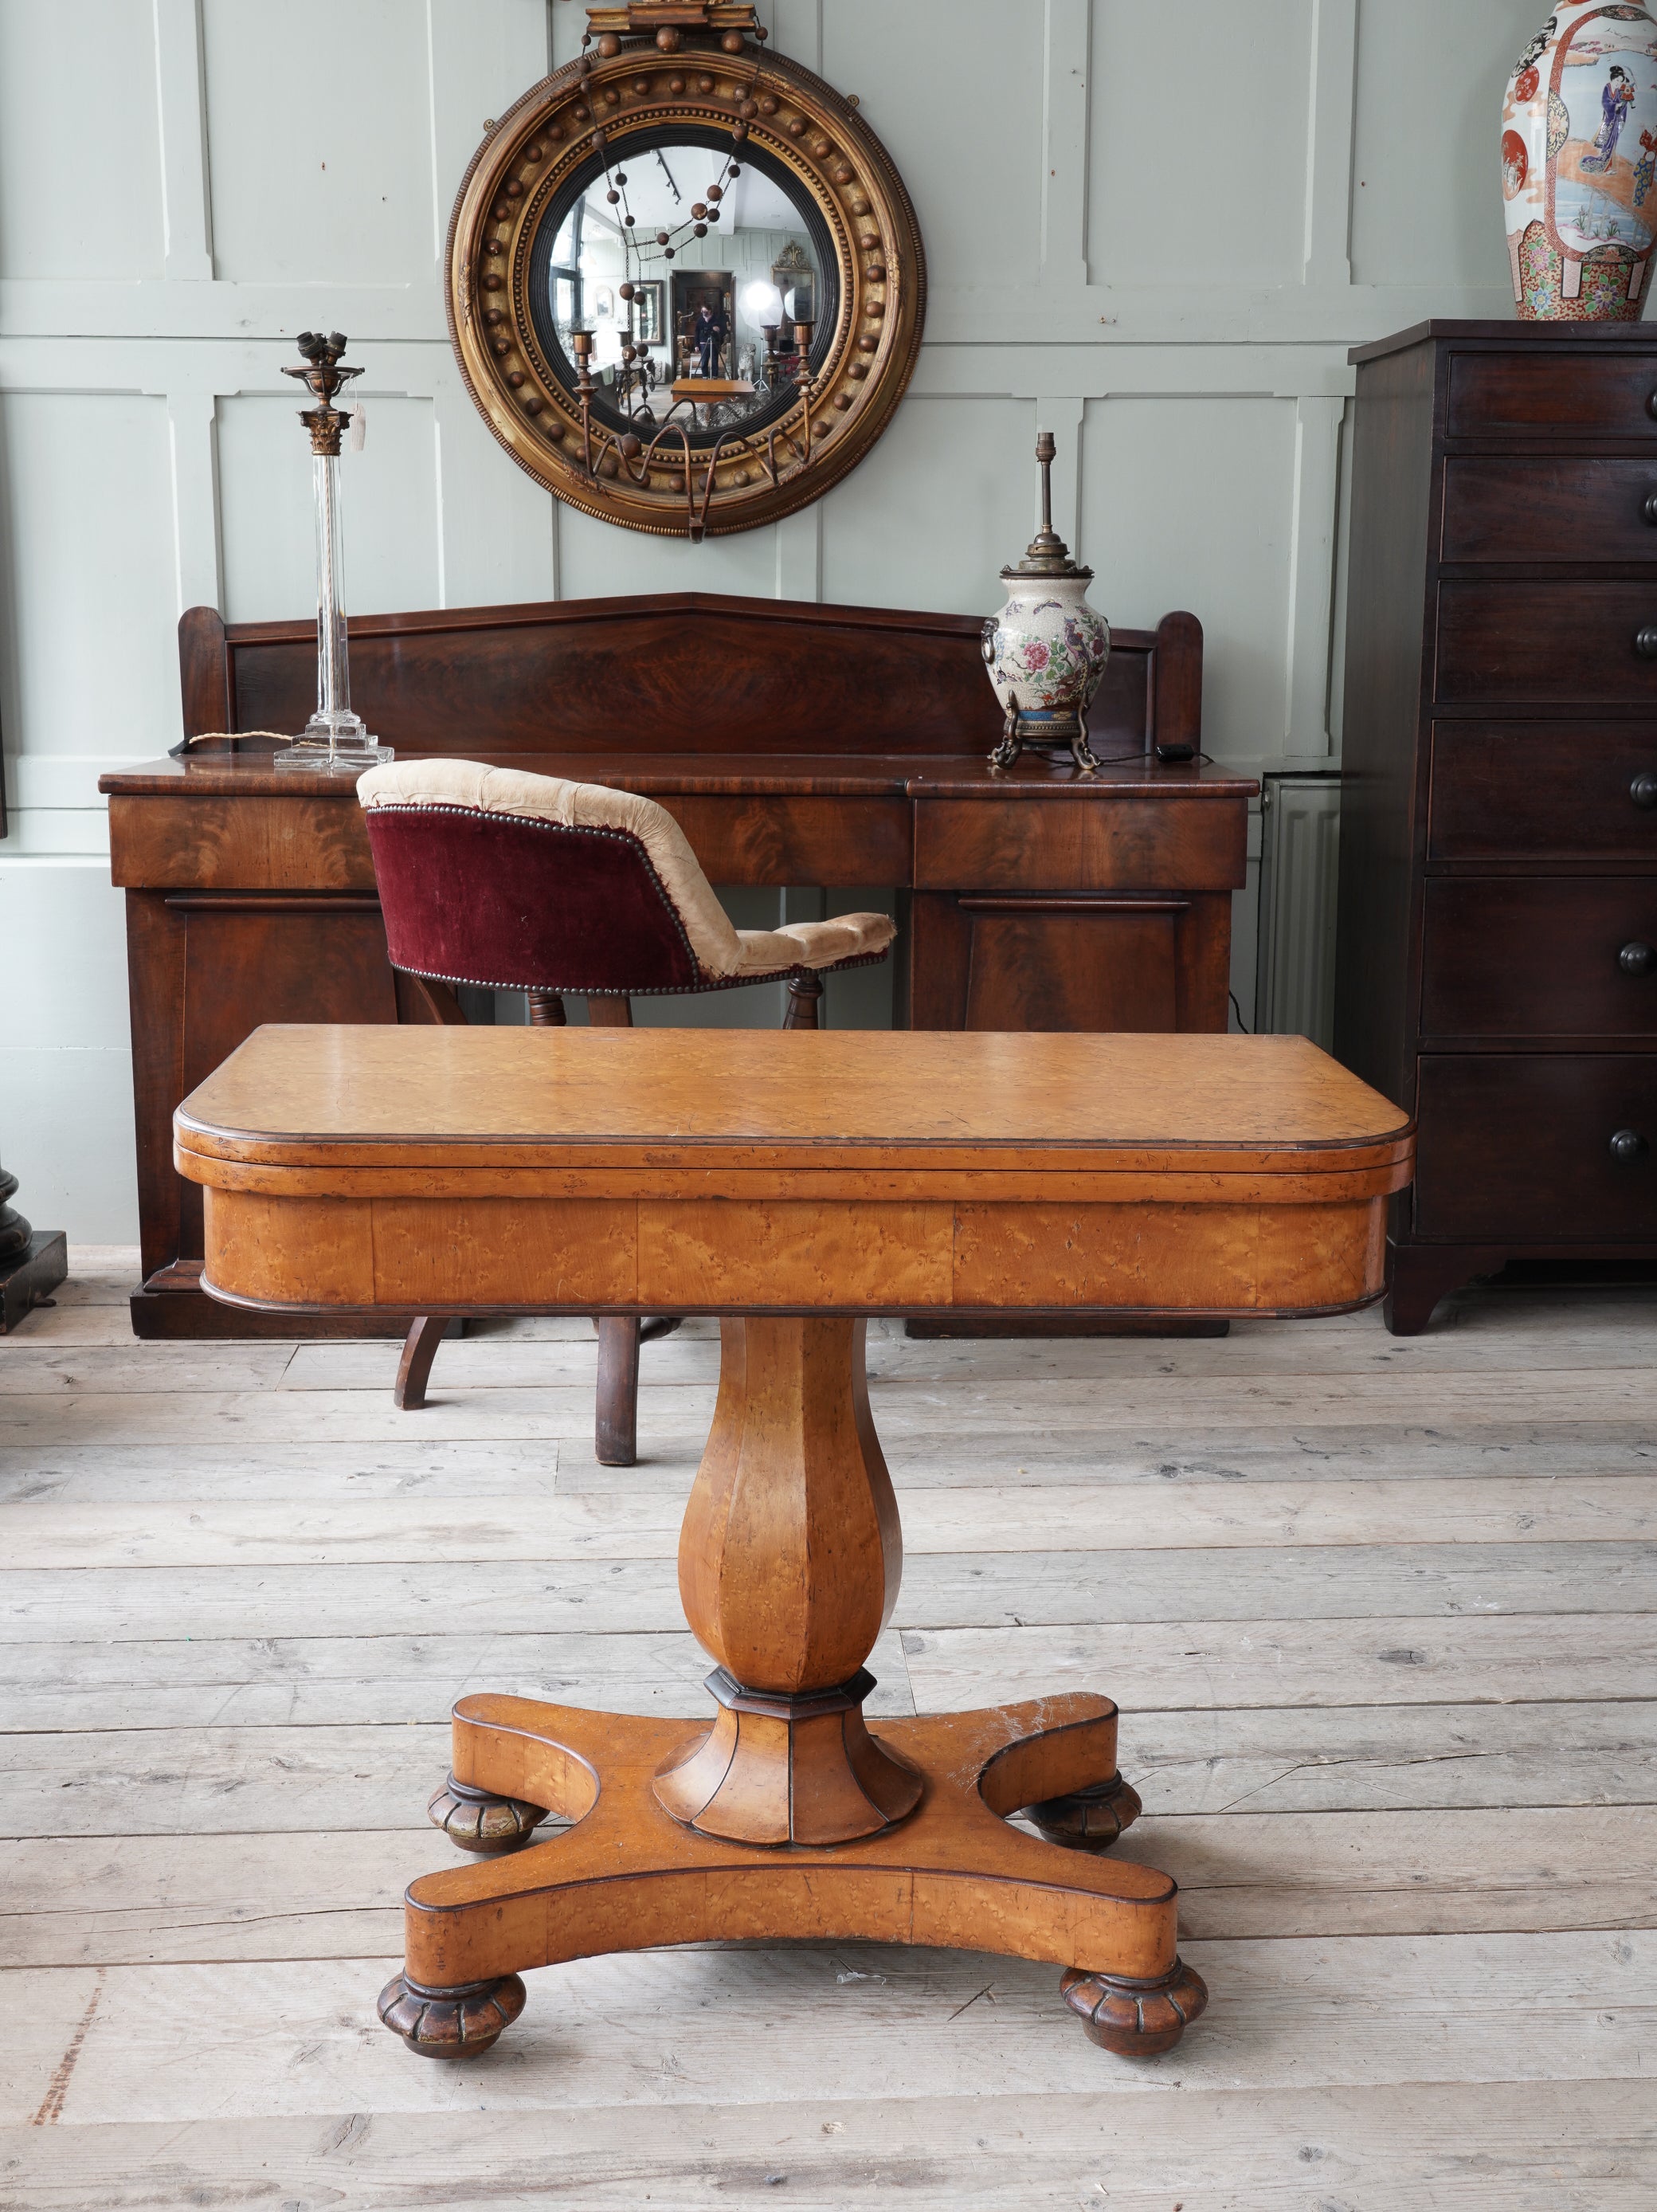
[1504,2,1657,320]
[275,331,392,773]
[983,431,1111,775]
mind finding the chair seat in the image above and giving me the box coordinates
[735,913,896,976]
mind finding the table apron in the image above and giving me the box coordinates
[198,1186,1389,1316]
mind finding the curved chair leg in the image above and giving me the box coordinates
[595,1316,642,1465]
[395,1316,448,1411]
[784,973,823,1029]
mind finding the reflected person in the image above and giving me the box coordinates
[693,299,727,377]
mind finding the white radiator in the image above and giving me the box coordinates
[1252,771,1342,1050]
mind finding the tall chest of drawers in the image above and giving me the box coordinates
[1334,320,1657,1333]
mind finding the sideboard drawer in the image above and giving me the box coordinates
[1447,351,1657,438]
[912,796,1245,892]
[1413,1053,1657,1241]
[1436,580,1657,704]
[1428,722,1657,859]
[1442,456,1657,564]
[1421,878,1657,1037]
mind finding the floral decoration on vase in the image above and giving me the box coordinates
[1503,3,1657,320]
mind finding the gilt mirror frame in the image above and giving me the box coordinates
[445,2,926,539]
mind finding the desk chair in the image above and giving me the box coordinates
[358,758,895,1464]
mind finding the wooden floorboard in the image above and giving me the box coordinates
[2,2080,1651,2210]
[5,1806,1652,1965]
[2,1261,1653,2206]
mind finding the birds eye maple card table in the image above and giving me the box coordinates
[174,1026,1412,2063]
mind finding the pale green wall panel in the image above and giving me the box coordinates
[0,394,179,760]
[821,0,1047,295]
[822,396,1037,615]
[201,0,437,284]
[1080,395,1297,763]
[0,0,164,280]
[556,504,781,603]
[1350,0,1526,288]
[1088,0,1313,287]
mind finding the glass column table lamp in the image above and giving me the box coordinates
[274,331,392,774]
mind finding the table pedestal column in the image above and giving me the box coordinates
[377,1313,1206,2065]
[656,1317,922,1845]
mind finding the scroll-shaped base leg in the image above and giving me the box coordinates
[382,1692,1199,2062]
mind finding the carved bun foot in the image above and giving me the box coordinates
[428,1773,547,1853]
[1025,1771,1142,1850]
[1060,1959,1208,2057]
[378,1971,527,2060]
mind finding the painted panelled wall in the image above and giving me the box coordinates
[0,0,1533,1241]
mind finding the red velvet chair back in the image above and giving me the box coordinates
[365,805,703,994]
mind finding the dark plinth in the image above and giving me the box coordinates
[0,1230,69,1335]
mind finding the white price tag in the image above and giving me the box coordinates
[349,402,366,452]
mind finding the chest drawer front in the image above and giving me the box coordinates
[1436,579,1657,704]
[1413,1053,1657,1241]
[1442,456,1657,564]
[1428,723,1657,860]
[1421,879,1657,1038]
[1447,352,1657,438]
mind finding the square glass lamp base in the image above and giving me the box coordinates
[272,713,394,775]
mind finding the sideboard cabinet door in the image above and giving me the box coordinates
[127,891,405,1322]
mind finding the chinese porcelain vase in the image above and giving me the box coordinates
[1503,2,1657,320]
[982,434,1111,774]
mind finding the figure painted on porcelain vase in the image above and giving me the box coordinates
[1503,2,1657,320]
[1581,62,1638,167]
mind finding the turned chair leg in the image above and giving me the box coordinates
[395,1316,448,1410]
[595,1316,641,1465]
[527,990,566,1026]
[784,972,823,1029]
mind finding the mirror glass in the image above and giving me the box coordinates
[529,127,840,446]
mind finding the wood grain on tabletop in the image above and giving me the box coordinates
[171,1026,1412,1171]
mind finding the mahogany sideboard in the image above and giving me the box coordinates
[1334,321,1657,1332]
[103,589,1252,1339]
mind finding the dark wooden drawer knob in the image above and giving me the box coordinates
[1647,391,1657,421]
[1609,1128,1649,1163]
[1620,940,1656,975]
[1634,772,1657,809]
[1645,492,1657,525]
[1635,626,1657,658]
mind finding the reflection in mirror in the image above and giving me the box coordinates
[530,130,838,446]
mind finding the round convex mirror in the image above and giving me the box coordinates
[445,20,925,537]
[531,128,840,447]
